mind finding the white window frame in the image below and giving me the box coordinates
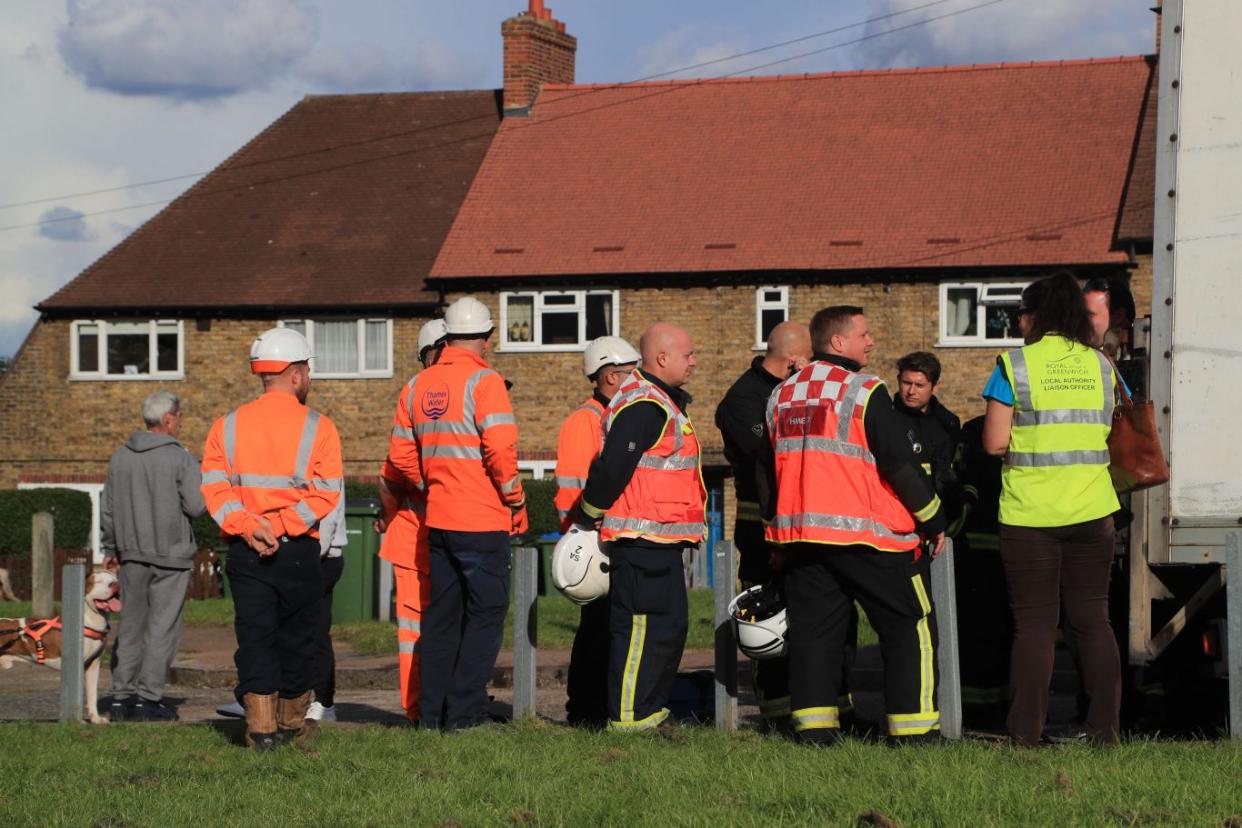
[69,319,185,381]
[278,318,393,379]
[518,460,556,480]
[498,289,620,353]
[937,279,1030,348]
[754,285,790,350]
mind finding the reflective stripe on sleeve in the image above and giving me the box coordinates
[478,412,516,431]
[201,469,230,486]
[312,477,344,492]
[397,617,421,633]
[556,476,587,490]
[500,476,521,494]
[292,500,318,530]
[391,424,416,440]
[398,640,419,655]
[292,410,321,485]
[223,412,237,468]
[912,494,942,523]
[212,500,243,524]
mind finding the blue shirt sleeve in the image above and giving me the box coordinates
[982,362,1014,406]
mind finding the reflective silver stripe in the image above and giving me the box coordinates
[1004,449,1111,467]
[1009,348,1031,410]
[397,617,420,633]
[312,477,344,492]
[500,476,521,494]
[236,473,298,489]
[391,424,416,440]
[405,376,419,419]
[292,410,320,485]
[414,419,476,437]
[292,499,318,530]
[601,515,704,537]
[1096,349,1116,410]
[1012,408,1112,427]
[770,512,919,544]
[773,436,871,462]
[463,368,495,429]
[398,640,419,654]
[556,476,587,489]
[575,402,603,414]
[423,444,483,460]
[223,411,237,468]
[212,500,243,523]
[835,373,872,441]
[478,412,516,431]
[201,469,230,485]
[636,453,699,471]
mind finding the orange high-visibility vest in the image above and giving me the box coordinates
[388,346,523,533]
[377,458,430,572]
[201,391,343,539]
[765,361,921,552]
[554,397,606,532]
[599,370,706,545]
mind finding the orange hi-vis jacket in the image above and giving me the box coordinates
[765,361,921,552]
[388,346,524,533]
[554,396,606,532]
[600,371,706,545]
[201,390,343,540]
[378,457,429,571]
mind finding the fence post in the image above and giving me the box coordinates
[59,560,86,723]
[930,537,962,739]
[31,512,55,619]
[713,539,738,730]
[512,545,538,720]
[1227,533,1241,742]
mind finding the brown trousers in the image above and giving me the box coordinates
[999,516,1120,746]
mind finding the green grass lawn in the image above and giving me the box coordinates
[0,722,1239,827]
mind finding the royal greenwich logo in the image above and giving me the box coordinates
[421,384,451,419]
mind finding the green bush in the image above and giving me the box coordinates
[523,478,560,538]
[0,489,92,554]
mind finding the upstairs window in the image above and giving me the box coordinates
[939,281,1029,347]
[279,318,392,378]
[500,290,619,351]
[755,286,789,348]
[71,320,183,380]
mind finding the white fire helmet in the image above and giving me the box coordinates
[729,582,787,660]
[418,319,448,361]
[249,327,312,375]
[552,525,611,605]
[582,335,640,378]
[443,296,494,336]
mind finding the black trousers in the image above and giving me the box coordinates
[607,541,689,730]
[784,544,938,739]
[419,529,511,730]
[566,596,611,725]
[226,537,322,702]
[312,555,344,707]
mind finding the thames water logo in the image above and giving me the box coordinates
[421,384,450,419]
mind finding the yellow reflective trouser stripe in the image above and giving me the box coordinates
[913,493,941,523]
[607,707,669,732]
[887,713,941,735]
[791,706,839,732]
[619,614,647,723]
[910,575,936,722]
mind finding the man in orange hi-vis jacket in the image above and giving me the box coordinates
[555,335,639,728]
[389,297,528,731]
[201,327,343,750]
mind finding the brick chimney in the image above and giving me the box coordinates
[502,0,576,115]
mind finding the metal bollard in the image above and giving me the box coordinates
[930,538,962,740]
[59,561,86,723]
[1227,533,1241,742]
[511,545,538,719]
[713,539,738,730]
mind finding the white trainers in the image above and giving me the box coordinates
[216,701,245,719]
[306,701,336,722]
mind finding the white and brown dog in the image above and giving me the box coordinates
[0,570,121,724]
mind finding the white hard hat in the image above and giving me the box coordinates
[250,327,312,375]
[729,583,787,660]
[583,335,640,378]
[418,319,448,359]
[552,526,611,605]
[443,297,494,336]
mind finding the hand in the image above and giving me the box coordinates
[930,532,946,558]
[102,556,119,573]
[245,517,279,557]
[373,516,389,535]
[510,504,529,537]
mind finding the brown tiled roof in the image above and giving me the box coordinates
[40,90,503,313]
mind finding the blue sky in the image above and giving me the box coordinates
[0,0,1156,357]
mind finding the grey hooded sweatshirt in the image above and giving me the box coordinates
[101,431,207,569]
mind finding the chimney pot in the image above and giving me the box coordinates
[502,2,576,113]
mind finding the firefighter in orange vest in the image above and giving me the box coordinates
[760,306,946,746]
[201,327,344,749]
[389,297,528,731]
[573,322,706,732]
[374,318,447,722]
[555,335,640,728]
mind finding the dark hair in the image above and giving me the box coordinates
[896,351,941,385]
[1021,271,1094,347]
[810,305,864,353]
[1082,276,1136,326]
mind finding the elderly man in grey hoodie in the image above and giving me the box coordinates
[102,391,206,721]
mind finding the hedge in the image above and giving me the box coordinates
[0,489,92,554]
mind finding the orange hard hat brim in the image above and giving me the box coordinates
[250,359,292,374]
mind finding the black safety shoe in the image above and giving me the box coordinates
[108,698,134,721]
[130,699,179,721]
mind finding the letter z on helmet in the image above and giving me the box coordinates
[443,297,493,336]
[583,335,640,378]
[249,328,312,374]
[552,526,610,605]
[729,582,787,659]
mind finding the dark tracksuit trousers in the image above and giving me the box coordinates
[784,543,938,742]
[607,540,689,730]
[566,596,611,726]
[312,554,344,708]
[419,528,511,730]
[227,537,322,702]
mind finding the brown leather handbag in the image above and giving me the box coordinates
[1106,364,1169,494]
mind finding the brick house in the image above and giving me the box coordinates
[0,2,1156,539]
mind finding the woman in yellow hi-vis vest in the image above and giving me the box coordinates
[981,272,1121,747]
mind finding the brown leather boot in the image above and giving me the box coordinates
[242,693,279,750]
[277,691,314,746]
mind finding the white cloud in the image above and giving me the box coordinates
[294,39,488,93]
[57,0,319,99]
[634,25,749,81]
[38,206,91,242]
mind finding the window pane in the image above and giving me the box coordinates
[585,293,612,340]
[985,304,1021,340]
[945,288,978,337]
[283,320,307,336]
[762,289,783,303]
[316,320,357,373]
[364,321,388,371]
[760,308,786,342]
[506,296,534,344]
[77,324,99,373]
[156,322,178,372]
[542,294,576,306]
[541,311,579,345]
[106,321,150,375]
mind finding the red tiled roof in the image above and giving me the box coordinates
[41,90,503,312]
[1116,57,1158,241]
[432,58,1153,280]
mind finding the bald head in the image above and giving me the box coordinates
[638,322,697,389]
[761,321,812,379]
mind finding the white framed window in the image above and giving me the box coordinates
[754,286,789,349]
[279,318,393,378]
[518,460,556,481]
[499,290,619,352]
[938,280,1029,347]
[70,319,184,380]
